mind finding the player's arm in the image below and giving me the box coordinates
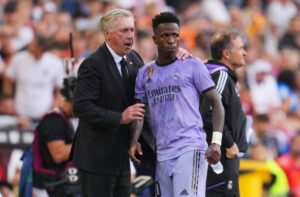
[203,88,224,164]
[129,100,147,165]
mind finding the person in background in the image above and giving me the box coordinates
[250,144,289,197]
[32,77,76,197]
[200,29,248,197]
[1,34,65,129]
[277,132,300,197]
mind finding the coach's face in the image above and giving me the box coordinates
[228,36,247,69]
[105,16,134,56]
[153,23,180,62]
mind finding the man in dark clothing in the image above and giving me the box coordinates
[33,77,76,197]
[70,8,189,197]
[200,29,248,197]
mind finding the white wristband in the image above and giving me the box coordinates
[211,131,222,146]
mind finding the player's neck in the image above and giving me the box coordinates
[156,56,177,66]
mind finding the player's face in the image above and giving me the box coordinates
[153,23,180,61]
[228,36,247,69]
[105,16,134,56]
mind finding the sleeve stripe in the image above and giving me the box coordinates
[216,71,228,95]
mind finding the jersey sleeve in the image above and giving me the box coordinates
[193,58,215,93]
[135,67,148,103]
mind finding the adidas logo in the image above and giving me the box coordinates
[146,78,152,83]
[180,189,189,195]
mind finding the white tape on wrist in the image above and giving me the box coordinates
[211,131,222,146]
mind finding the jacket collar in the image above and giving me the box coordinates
[105,43,125,64]
[206,59,238,83]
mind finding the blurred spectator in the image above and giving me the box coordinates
[279,15,300,50]
[0,181,13,197]
[242,0,266,38]
[277,132,300,197]
[60,0,80,18]
[0,0,9,25]
[74,0,104,31]
[228,5,244,32]
[295,68,300,98]
[250,144,289,197]
[179,2,211,50]
[266,0,297,37]
[249,114,279,159]
[1,34,65,129]
[236,66,255,115]
[35,12,58,37]
[0,24,17,65]
[53,12,73,44]
[277,69,300,116]
[247,59,281,114]
[6,149,22,196]
[136,35,156,64]
[3,1,34,51]
[32,0,57,24]
[72,32,88,76]
[278,47,300,70]
[202,0,231,26]
[85,30,104,54]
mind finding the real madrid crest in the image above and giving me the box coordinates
[174,71,180,80]
[147,66,154,83]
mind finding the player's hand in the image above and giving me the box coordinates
[129,140,143,165]
[176,47,192,60]
[205,144,221,164]
[226,143,239,159]
[121,103,145,124]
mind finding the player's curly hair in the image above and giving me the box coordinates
[152,12,180,31]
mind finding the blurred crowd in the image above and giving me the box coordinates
[0,0,299,196]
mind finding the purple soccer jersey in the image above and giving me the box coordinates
[135,58,215,161]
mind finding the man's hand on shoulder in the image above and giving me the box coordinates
[121,103,145,124]
[226,143,239,159]
[176,47,192,60]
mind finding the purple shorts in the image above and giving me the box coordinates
[155,150,208,197]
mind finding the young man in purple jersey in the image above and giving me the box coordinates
[129,12,225,197]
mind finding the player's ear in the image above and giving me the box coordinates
[152,35,157,45]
